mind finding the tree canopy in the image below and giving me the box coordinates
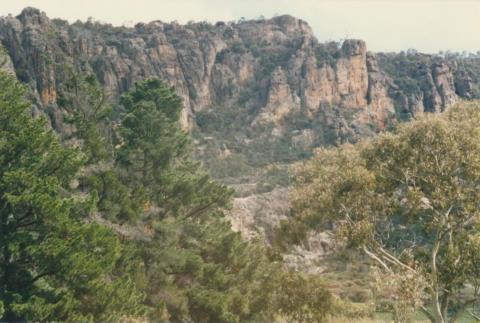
[287,101,480,323]
[0,71,144,321]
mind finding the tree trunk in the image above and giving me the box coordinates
[431,234,445,323]
[441,293,450,322]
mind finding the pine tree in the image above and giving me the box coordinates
[115,79,232,221]
[57,71,113,163]
[0,72,144,321]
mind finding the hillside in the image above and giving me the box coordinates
[2,5,480,253]
[1,6,479,243]
[1,6,480,322]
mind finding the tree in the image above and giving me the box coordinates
[119,218,334,323]
[56,71,127,222]
[114,79,232,222]
[287,101,480,323]
[57,71,113,163]
[0,71,144,321]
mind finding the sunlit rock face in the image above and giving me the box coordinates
[0,8,473,136]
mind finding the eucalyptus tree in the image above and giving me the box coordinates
[289,101,480,322]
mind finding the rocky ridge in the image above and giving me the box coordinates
[0,8,475,137]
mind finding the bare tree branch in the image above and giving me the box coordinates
[362,245,392,273]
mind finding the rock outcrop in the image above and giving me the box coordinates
[376,52,476,119]
[230,187,290,241]
[1,8,475,140]
[254,66,300,125]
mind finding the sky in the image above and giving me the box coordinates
[1,0,479,53]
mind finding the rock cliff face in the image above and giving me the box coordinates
[376,52,478,119]
[0,8,475,139]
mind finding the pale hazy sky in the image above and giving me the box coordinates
[1,0,479,53]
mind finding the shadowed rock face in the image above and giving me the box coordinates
[0,8,474,138]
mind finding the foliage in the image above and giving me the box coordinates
[370,266,427,322]
[114,79,233,221]
[118,218,334,322]
[286,101,480,323]
[0,71,144,321]
[315,41,341,68]
[456,57,480,99]
[255,164,291,193]
[257,45,295,76]
[57,71,113,163]
[195,104,317,179]
[81,78,335,322]
[377,53,430,95]
[0,67,336,321]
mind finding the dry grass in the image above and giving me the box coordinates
[327,318,389,323]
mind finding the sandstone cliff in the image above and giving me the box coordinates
[0,8,476,141]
